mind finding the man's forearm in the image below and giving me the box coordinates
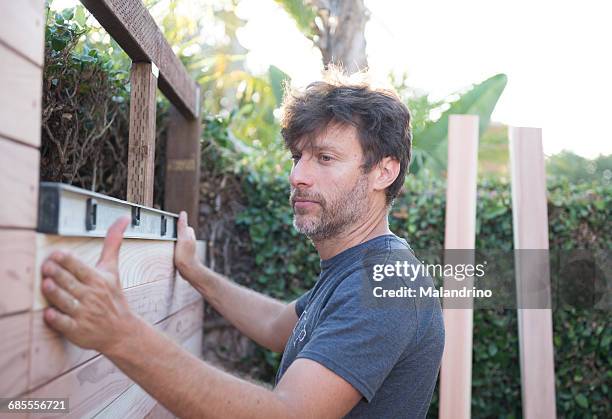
[182,263,292,352]
[105,314,291,419]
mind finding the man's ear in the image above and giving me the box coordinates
[372,157,400,192]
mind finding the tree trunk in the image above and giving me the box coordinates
[311,0,369,74]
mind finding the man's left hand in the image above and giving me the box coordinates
[41,216,137,354]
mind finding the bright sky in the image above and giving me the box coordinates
[52,0,611,158]
[237,0,611,158]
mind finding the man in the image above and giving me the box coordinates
[40,69,444,418]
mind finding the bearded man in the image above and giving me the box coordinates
[40,69,445,418]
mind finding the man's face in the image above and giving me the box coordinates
[289,123,372,241]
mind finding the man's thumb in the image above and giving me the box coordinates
[97,216,130,270]
[177,211,188,238]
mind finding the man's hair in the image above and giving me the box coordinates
[280,67,412,206]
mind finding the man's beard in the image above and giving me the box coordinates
[290,174,369,241]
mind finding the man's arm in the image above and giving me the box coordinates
[185,263,298,353]
[40,217,361,419]
[175,212,298,353]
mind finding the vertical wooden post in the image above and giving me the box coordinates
[164,96,202,235]
[439,115,479,419]
[127,62,158,206]
[509,127,557,419]
[0,0,46,397]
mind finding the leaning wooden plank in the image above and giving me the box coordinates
[0,229,36,316]
[0,44,43,147]
[33,235,175,309]
[0,312,31,397]
[0,137,39,228]
[92,329,203,419]
[0,0,46,66]
[439,115,479,419]
[164,105,202,235]
[29,276,200,389]
[127,62,158,207]
[26,300,203,419]
[79,0,199,118]
[509,127,557,419]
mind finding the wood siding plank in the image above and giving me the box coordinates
[0,45,43,147]
[92,329,202,419]
[0,0,45,66]
[29,277,200,389]
[0,312,31,397]
[0,229,36,316]
[0,137,39,228]
[33,236,176,310]
[25,301,203,419]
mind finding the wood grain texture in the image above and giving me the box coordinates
[164,104,202,235]
[0,137,39,228]
[26,300,203,419]
[509,127,557,419]
[439,115,479,419]
[144,402,177,419]
[127,62,158,206]
[92,329,202,419]
[79,0,198,118]
[29,277,200,389]
[0,229,36,316]
[0,312,31,397]
[0,0,45,66]
[93,383,157,419]
[33,235,176,310]
[0,44,43,147]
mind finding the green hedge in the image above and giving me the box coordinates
[229,154,610,418]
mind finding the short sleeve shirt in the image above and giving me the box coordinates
[274,234,445,418]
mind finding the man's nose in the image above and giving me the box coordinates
[289,157,314,189]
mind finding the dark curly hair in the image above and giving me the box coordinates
[280,68,412,205]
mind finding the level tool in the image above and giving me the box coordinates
[37,182,178,240]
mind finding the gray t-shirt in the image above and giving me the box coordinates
[274,234,445,418]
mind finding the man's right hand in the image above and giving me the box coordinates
[174,211,202,281]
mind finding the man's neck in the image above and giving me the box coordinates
[313,208,392,261]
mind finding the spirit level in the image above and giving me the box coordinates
[37,182,178,240]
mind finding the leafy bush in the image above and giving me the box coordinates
[41,7,169,206]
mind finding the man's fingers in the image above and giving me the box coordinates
[97,216,130,270]
[43,307,77,334]
[51,251,98,285]
[42,278,81,316]
[41,260,86,298]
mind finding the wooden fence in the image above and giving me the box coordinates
[0,1,203,417]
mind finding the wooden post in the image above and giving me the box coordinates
[439,115,479,419]
[127,62,158,206]
[509,127,557,419]
[164,99,202,235]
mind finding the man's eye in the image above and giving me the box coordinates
[319,154,333,162]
